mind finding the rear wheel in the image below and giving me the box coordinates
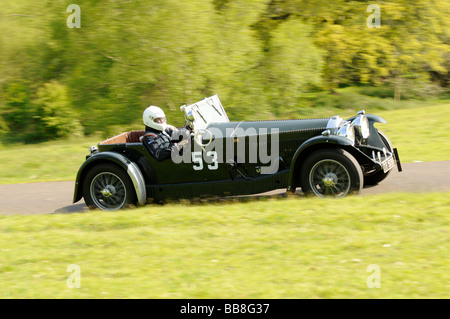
[83,163,137,211]
[301,148,363,198]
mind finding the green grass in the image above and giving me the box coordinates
[371,103,450,162]
[0,100,449,184]
[1,96,448,299]
[0,192,448,298]
[0,136,100,184]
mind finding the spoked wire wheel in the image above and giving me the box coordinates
[309,159,351,198]
[90,172,127,211]
[82,163,137,211]
[301,148,363,198]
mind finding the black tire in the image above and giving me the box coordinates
[363,130,393,187]
[82,163,137,211]
[300,148,363,198]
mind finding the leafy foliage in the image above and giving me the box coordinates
[0,0,449,142]
[34,81,83,139]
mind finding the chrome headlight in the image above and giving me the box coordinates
[325,116,355,144]
[326,116,344,131]
[336,122,355,144]
[351,111,370,139]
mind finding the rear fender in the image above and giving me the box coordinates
[73,152,146,205]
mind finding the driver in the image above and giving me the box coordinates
[142,105,187,161]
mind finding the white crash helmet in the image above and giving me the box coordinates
[143,105,167,131]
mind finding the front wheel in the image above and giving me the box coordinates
[300,148,363,198]
[82,163,137,211]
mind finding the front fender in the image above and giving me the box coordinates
[73,151,147,206]
[347,113,388,149]
[288,135,354,189]
[346,114,387,124]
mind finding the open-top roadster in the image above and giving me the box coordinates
[73,95,401,211]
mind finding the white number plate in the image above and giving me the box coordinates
[382,156,396,173]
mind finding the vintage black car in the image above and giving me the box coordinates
[73,95,401,211]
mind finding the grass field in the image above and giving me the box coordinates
[371,102,450,163]
[0,101,449,185]
[0,99,449,299]
[0,136,100,185]
[0,192,448,298]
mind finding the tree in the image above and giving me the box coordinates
[265,18,324,113]
[33,81,83,140]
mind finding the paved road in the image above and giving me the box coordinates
[0,161,449,215]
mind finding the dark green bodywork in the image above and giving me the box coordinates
[74,116,393,203]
